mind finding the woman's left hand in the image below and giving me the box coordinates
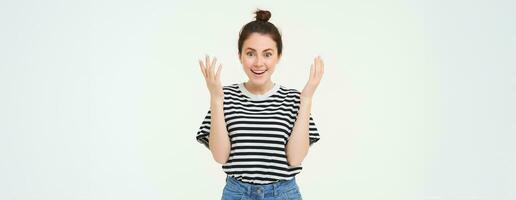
[301,55,325,99]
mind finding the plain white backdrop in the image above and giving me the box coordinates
[1,0,514,199]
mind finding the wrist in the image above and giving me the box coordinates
[300,95,313,102]
[210,97,224,104]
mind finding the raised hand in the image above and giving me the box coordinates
[199,55,224,100]
[301,55,325,99]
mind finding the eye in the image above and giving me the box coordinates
[246,52,254,56]
[265,52,272,57]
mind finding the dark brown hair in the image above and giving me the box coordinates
[238,9,283,57]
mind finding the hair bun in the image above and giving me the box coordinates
[254,9,271,22]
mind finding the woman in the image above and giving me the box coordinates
[196,9,324,200]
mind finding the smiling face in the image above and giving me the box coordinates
[239,32,281,86]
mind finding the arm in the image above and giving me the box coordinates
[199,55,230,164]
[286,96,312,167]
[208,98,231,164]
[286,55,324,167]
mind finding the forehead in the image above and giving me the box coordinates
[243,33,277,51]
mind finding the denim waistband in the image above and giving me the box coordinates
[225,175,298,197]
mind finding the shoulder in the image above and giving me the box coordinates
[221,83,243,98]
[223,83,239,90]
[278,84,301,98]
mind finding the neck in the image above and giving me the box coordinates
[244,80,275,95]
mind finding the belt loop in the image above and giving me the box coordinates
[273,182,278,196]
[245,182,251,196]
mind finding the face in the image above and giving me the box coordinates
[239,33,281,86]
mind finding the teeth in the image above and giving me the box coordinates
[252,69,267,74]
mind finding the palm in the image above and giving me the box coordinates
[301,56,325,98]
[198,55,224,99]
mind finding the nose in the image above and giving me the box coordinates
[253,54,264,67]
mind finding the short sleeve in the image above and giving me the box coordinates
[308,114,321,146]
[196,110,211,149]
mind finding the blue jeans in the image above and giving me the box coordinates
[221,175,303,200]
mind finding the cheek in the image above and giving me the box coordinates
[242,59,254,69]
[266,59,276,65]
[265,58,278,68]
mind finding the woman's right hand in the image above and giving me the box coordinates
[199,55,224,101]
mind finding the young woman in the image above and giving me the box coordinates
[196,9,324,200]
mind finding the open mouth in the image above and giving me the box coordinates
[251,69,267,75]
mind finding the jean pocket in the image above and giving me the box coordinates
[281,187,302,200]
[222,185,246,200]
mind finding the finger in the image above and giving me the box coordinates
[211,57,217,76]
[205,55,211,78]
[199,59,206,78]
[210,57,217,79]
[310,64,315,80]
[205,55,210,68]
[199,58,205,70]
[210,57,217,67]
[204,55,208,77]
[215,63,222,80]
[313,57,318,78]
[320,57,324,77]
[316,56,323,78]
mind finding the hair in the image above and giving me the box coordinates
[238,9,283,57]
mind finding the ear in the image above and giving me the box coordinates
[238,53,242,64]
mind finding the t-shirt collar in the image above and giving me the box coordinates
[238,82,280,101]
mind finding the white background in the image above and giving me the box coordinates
[1,0,514,199]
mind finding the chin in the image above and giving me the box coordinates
[248,76,270,85]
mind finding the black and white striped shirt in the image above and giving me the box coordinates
[196,82,320,185]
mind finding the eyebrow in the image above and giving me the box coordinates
[245,48,274,52]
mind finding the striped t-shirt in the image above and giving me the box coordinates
[196,82,321,185]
